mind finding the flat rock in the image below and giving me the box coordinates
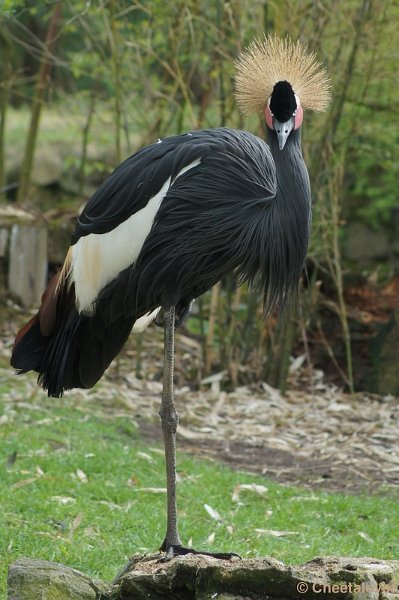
[32,148,64,186]
[6,147,64,188]
[7,557,111,600]
[7,554,399,600]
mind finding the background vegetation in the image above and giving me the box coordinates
[1,0,398,392]
[1,2,399,594]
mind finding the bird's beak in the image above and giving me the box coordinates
[273,117,295,150]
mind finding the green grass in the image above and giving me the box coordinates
[4,104,140,167]
[1,376,398,597]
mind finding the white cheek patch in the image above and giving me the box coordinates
[70,158,201,316]
[265,97,274,129]
[293,94,303,130]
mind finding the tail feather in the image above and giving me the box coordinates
[73,313,136,390]
[37,309,84,396]
[11,270,63,375]
[11,316,48,374]
[11,272,137,397]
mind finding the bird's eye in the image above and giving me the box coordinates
[293,110,297,116]
[270,111,274,116]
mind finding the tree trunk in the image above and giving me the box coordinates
[16,2,63,203]
[205,282,221,373]
[0,22,12,203]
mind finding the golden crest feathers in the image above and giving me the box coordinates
[234,34,331,117]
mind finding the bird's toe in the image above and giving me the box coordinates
[159,544,241,561]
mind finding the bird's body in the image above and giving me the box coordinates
[12,127,310,397]
[11,35,330,559]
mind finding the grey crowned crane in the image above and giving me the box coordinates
[11,36,330,559]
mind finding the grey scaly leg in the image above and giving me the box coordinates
[159,306,182,556]
[158,306,240,561]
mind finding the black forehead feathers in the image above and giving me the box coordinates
[269,81,297,122]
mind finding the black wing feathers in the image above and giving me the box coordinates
[71,132,218,243]
[123,130,283,316]
[11,127,310,397]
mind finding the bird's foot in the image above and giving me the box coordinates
[159,543,241,562]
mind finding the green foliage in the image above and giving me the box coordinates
[0,0,24,17]
[4,0,398,228]
[1,1,399,389]
[348,128,399,228]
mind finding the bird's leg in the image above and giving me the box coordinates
[174,299,193,328]
[158,306,240,562]
[155,300,192,330]
[159,306,183,557]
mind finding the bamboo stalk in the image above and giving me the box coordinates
[329,165,355,393]
[205,282,221,373]
[103,0,123,163]
[17,2,62,203]
[298,306,314,396]
[316,317,351,387]
[277,309,297,395]
[78,89,96,196]
[0,23,12,203]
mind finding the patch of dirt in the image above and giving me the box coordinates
[118,364,399,494]
[2,324,399,495]
[181,438,396,493]
[139,415,399,495]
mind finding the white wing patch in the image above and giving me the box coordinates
[70,158,201,317]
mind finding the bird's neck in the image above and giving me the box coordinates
[268,128,311,207]
[259,126,312,312]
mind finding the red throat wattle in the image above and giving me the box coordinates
[293,102,303,129]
